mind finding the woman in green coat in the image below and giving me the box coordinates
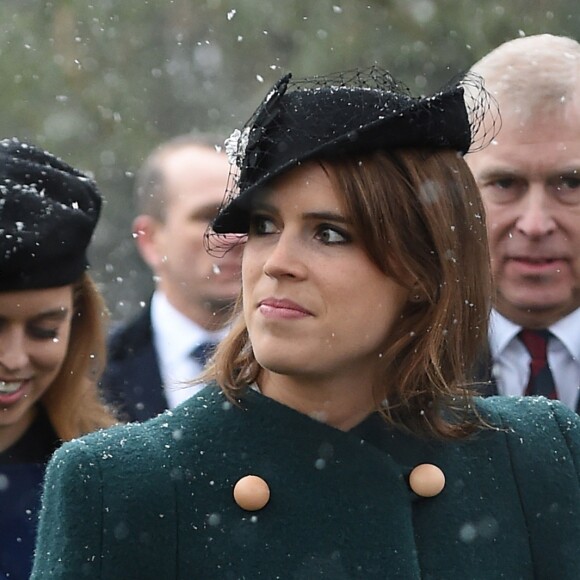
[32,69,580,579]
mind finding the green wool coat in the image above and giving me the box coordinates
[31,387,580,579]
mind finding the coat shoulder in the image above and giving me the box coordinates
[476,394,580,431]
[51,386,229,469]
[475,395,580,471]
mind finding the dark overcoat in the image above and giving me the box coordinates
[31,388,580,579]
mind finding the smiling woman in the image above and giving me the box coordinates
[31,69,580,579]
[0,140,118,580]
[0,287,73,442]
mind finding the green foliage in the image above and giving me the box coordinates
[0,0,577,320]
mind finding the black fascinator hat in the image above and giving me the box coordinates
[210,67,497,239]
[0,138,102,291]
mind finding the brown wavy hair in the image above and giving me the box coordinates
[41,273,118,440]
[203,149,491,439]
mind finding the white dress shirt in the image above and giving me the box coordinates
[150,291,226,409]
[489,307,580,411]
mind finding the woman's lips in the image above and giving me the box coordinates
[0,380,27,394]
[258,298,313,319]
[0,380,29,406]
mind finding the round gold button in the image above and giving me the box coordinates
[409,463,445,497]
[233,475,271,511]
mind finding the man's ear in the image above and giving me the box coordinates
[132,214,163,271]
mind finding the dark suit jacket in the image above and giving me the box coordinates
[100,304,168,422]
[32,387,580,579]
[471,344,498,397]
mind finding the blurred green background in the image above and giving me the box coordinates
[1,0,577,322]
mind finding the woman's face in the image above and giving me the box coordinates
[0,286,74,438]
[242,162,409,387]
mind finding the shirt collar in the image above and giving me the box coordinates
[550,307,580,362]
[150,291,227,366]
[490,306,580,361]
[489,309,522,359]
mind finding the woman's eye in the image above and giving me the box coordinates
[317,226,349,244]
[29,327,59,340]
[249,215,277,236]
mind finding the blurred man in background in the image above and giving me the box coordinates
[467,34,580,412]
[101,135,242,421]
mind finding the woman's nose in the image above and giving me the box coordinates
[262,232,308,280]
[0,330,29,372]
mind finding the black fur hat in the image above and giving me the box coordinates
[211,67,496,236]
[0,138,102,291]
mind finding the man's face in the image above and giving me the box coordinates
[467,105,580,328]
[148,146,242,325]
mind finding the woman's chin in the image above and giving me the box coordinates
[254,351,310,379]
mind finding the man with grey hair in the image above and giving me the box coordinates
[101,135,243,421]
[467,34,580,412]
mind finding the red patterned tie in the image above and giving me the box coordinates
[518,329,557,399]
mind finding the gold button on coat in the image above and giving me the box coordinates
[409,463,445,497]
[233,475,271,511]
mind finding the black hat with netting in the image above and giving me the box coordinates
[210,66,498,240]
